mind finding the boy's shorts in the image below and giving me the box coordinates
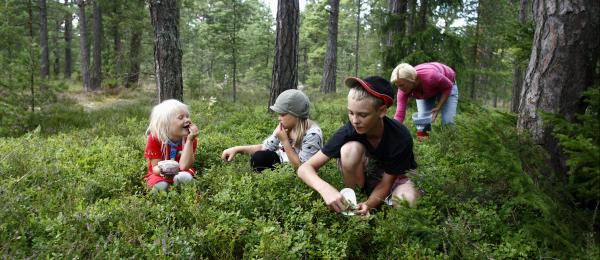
[337,156,410,205]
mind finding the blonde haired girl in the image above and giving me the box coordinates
[145,99,199,192]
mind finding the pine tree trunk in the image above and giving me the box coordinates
[517,0,600,175]
[149,0,184,102]
[418,0,427,30]
[91,0,102,91]
[406,0,416,35]
[469,1,483,100]
[269,0,299,108]
[231,1,238,102]
[77,0,91,91]
[52,20,60,79]
[39,0,49,80]
[124,28,142,88]
[112,5,123,84]
[510,0,528,113]
[320,0,339,94]
[383,0,407,69]
[28,0,36,112]
[354,0,360,76]
[64,0,72,80]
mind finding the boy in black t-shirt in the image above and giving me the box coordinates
[298,76,419,215]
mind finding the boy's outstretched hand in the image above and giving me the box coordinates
[321,188,349,213]
[355,203,370,216]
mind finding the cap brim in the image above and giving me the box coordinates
[269,105,285,114]
[344,76,394,107]
[344,77,361,88]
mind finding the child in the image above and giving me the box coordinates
[390,62,459,138]
[221,89,323,172]
[144,99,199,192]
[298,76,419,215]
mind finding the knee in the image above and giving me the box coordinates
[340,142,365,162]
[151,181,170,193]
[391,184,420,208]
[174,172,193,185]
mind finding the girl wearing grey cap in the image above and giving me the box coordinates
[221,89,323,172]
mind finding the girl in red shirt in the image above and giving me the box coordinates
[144,99,199,193]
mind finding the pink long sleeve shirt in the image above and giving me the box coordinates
[394,62,456,123]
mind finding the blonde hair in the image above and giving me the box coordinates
[348,87,384,109]
[292,118,315,149]
[390,63,417,85]
[146,99,190,144]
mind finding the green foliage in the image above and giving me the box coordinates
[1,89,598,258]
[544,85,600,206]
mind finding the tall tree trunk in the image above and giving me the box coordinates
[320,0,339,94]
[517,0,600,175]
[28,0,36,112]
[39,0,49,81]
[269,0,299,108]
[149,0,184,102]
[64,0,72,80]
[469,0,483,100]
[77,0,91,91]
[90,0,102,91]
[231,1,238,102]
[406,0,416,35]
[52,20,60,78]
[418,0,428,30]
[510,0,528,113]
[383,0,407,69]
[112,5,123,84]
[124,28,142,88]
[354,0,360,76]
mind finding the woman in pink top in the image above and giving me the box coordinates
[390,62,459,137]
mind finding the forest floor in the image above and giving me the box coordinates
[63,83,154,112]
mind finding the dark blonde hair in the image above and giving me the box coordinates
[348,86,385,109]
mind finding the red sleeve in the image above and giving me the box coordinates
[144,133,163,160]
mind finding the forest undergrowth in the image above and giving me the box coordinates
[0,87,598,259]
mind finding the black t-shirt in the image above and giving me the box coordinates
[321,117,417,175]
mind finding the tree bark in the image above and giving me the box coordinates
[510,0,528,113]
[269,0,299,108]
[124,28,142,88]
[383,0,407,69]
[231,0,238,102]
[469,0,483,100]
[28,0,36,112]
[112,4,123,84]
[517,0,600,175]
[149,0,184,102]
[64,0,72,80]
[91,0,102,91]
[52,20,60,78]
[77,0,91,91]
[354,0,361,76]
[39,0,49,80]
[320,0,339,94]
[418,0,428,30]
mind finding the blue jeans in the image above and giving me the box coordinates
[416,83,458,129]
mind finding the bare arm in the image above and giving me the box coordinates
[298,151,348,212]
[431,94,449,123]
[221,144,264,162]
[356,173,396,215]
[179,124,199,170]
[275,123,301,169]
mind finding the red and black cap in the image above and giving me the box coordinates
[344,76,395,107]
